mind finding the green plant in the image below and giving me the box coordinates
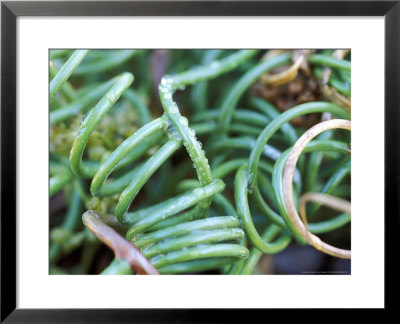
[49,49,351,275]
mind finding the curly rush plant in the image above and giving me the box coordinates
[49,49,351,275]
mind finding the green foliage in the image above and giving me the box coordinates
[49,49,351,274]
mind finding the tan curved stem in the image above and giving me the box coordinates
[261,55,304,87]
[299,192,351,229]
[282,119,351,259]
[82,210,159,274]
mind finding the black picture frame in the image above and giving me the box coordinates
[1,0,398,321]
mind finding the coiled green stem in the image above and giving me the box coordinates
[50,49,352,275]
[67,50,259,273]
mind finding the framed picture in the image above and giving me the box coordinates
[1,0,397,321]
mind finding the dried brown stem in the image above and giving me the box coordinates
[282,119,351,259]
[321,49,350,85]
[333,49,350,60]
[261,55,304,87]
[299,192,351,229]
[320,49,351,112]
[261,49,286,61]
[82,210,159,275]
[321,85,351,112]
